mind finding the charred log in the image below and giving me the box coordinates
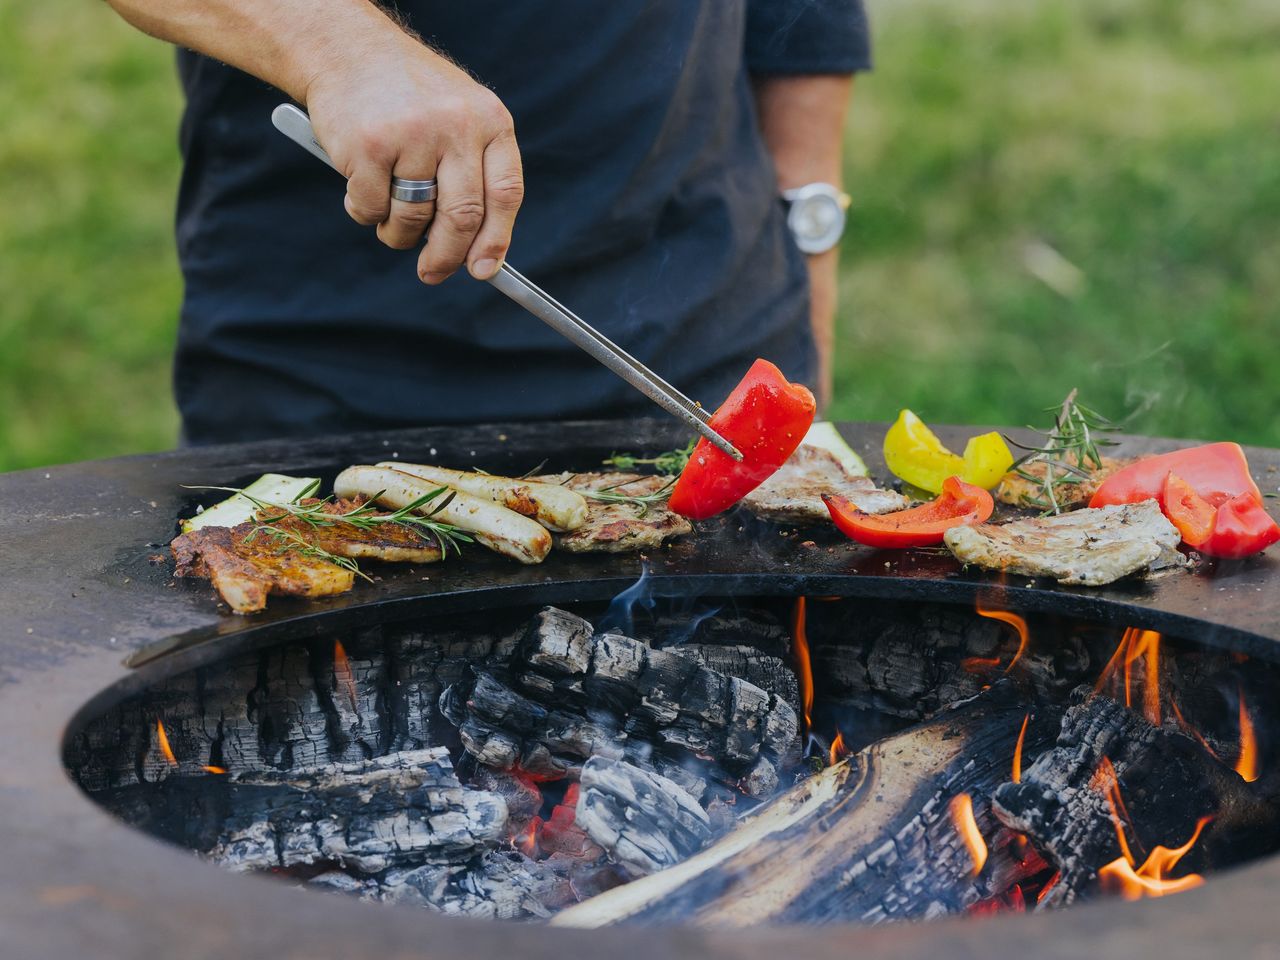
[207,748,508,872]
[575,757,713,877]
[553,683,1050,928]
[441,608,799,800]
[671,643,801,717]
[992,687,1280,907]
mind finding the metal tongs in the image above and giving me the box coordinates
[271,104,742,461]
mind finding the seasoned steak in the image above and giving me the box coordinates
[535,473,693,553]
[995,457,1127,511]
[943,500,1187,586]
[741,445,907,524]
[259,498,445,564]
[172,523,355,614]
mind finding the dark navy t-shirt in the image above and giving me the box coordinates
[174,0,870,443]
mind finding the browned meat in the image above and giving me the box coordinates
[943,500,1187,586]
[995,456,1128,511]
[172,523,355,614]
[741,445,907,524]
[260,498,445,564]
[535,473,693,553]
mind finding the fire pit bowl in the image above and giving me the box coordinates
[3,419,1280,959]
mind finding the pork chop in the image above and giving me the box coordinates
[534,473,693,553]
[172,523,355,614]
[260,498,445,564]
[943,499,1187,586]
[741,444,907,524]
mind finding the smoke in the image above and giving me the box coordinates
[597,563,656,636]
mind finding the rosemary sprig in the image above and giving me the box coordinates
[186,483,473,558]
[570,476,677,518]
[242,523,373,582]
[1005,388,1120,514]
[602,439,696,476]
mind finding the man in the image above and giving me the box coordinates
[104,0,870,444]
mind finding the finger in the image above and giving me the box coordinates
[417,152,486,285]
[344,155,394,227]
[466,134,524,280]
[377,196,437,250]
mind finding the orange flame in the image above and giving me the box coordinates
[828,730,847,767]
[1012,713,1029,784]
[333,640,358,713]
[1095,627,1162,725]
[1170,699,1221,761]
[1098,817,1211,901]
[975,602,1030,674]
[1236,685,1258,783]
[155,720,178,768]
[790,597,814,734]
[514,817,542,858]
[1091,757,1137,865]
[202,765,227,775]
[950,793,988,875]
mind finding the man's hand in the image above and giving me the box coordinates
[306,34,523,284]
[103,0,523,284]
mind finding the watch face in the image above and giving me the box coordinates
[787,193,846,255]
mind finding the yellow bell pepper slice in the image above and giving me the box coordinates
[883,410,1013,494]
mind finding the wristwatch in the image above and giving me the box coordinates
[782,182,852,255]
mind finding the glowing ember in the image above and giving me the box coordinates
[155,719,178,768]
[1012,712,1029,784]
[514,817,542,858]
[333,640,359,712]
[968,883,1026,916]
[1098,817,1211,901]
[790,597,814,735]
[974,602,1030,674]
[202,765,227,775]
[949,793,988,875]
[1236,684,1259,783]
[828,730,847,767]
[1037,870,1062,904]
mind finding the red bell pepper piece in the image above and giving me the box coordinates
[1201,493,1280,559]
[667,359,816,520]
[1090,442,1262,509]
[822,475,994,549]
[1160,473,1216,548]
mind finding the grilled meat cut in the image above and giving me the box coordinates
[172,523,355,614]
[535,473,693,553]
[943,499,1187,586]
[259,498,445,563]
[741,445,908,524]
[995,456,1128,511]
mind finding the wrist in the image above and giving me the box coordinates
[783,182,850,255]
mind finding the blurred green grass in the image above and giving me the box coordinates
[1,0,1277,471]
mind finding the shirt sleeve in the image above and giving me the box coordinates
[745,0,872,75]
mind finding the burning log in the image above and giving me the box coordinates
[552,683,1048,928]
[441,608,800,800]
[208,748,508,872]
[575,757,713,877]
[992,687,1280,906]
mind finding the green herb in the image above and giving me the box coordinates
[242,523,372,582]
[569,476,677,519]
[602,439,696,476]
[1005,388,1120,514]
[185,483,473,558]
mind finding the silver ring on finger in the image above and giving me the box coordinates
[390,177,438,203]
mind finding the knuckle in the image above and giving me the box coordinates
[395,205,436,228]
[487,172,525,210]
[439,196,485,233]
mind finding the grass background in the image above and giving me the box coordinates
[2,0,1277,471]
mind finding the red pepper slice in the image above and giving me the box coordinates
[1202,493,1280,559]
[668,359,816,520]
[1090,442,1262,509]
[1160,473,1216,549]
[822,475,994,549]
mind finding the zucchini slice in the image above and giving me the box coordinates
[181,473,320,533]
[802,422,869,477]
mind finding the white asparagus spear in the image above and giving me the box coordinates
[333,466,552,565]
[378,462,588,532]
